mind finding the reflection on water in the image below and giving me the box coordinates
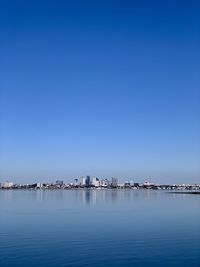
[0,189,200,267]
[0,188,199,204]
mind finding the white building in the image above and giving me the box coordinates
[2,181,14,188]
[73,179,79,186]
[80,176,86,186]
[36,182,43,188]
[100,179,109,187]
[92,177,100,187]
[143,181,154,186]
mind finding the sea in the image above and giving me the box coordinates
[0,189,200,267]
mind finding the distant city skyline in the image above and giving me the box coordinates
[1,174,200,190]
[0,0,199,184]
[0,169,199,185]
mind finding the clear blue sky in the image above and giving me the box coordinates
[0,0,199,183]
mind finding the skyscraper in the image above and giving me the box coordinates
[80,176,90,187]
[85,176,90,187]
[111,177,118,188]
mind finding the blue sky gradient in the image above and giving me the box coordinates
[0,0,199,183]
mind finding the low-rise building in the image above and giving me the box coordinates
[2,181,14,188]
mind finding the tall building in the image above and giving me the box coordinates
[80,176,86,186]
[92,177,100,187]
[81,176,90,187]
[85,176,90,187]
[111,177,118,188]
[74,179,79,186]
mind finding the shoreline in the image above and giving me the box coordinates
[167,191,200,195]
[0,187,200,194]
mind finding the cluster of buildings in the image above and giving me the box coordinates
[0,176,200,190]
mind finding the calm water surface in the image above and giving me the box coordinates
[0,189,200,267]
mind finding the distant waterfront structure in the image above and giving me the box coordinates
[0,176,200,191]
[92,177,100,187]
[80,176,86,186]
[111,177,118,188]
[1,181,14,188]
[100,179,110,187]
[56,180,64,186]
[143,181,155,187]
[80,176,90,187]
[124,181,131,187]
[74,179,79,186]
[36,182,43,189]
[85,176,90,187]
